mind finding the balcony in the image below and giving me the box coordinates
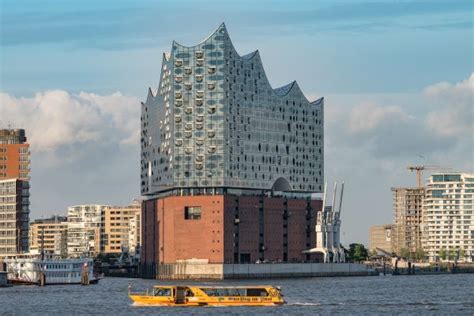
[208,66,216,74]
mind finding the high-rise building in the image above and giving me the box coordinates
[103,202,141,254]
[391,187,424,257]
[0,179,29,257]
[140,24,327,277]
[0,129,30,181]
[66,205,108,258]
[368,224,393,254]
[29,216,68,257]
[141,23,324,196]
[422,173,474,262]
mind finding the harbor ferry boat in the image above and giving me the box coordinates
[129,285,285,306]
[3,253,100,285]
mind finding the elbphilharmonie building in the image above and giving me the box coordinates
[140,24,327,276]
[141,23,324,196]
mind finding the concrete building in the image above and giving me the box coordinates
[391,187,424,257]
[103,202,141,254]
[368,224,393,254]
[422,173,474,262]
[66,205,108,258]
[0,179,29,257]
[128,208,141,256]
[29,216,67,257]
[0,129,30,181]
[140,24,329,278]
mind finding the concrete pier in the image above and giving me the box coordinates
[155,263,376,280]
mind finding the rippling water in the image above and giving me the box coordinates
[1,274,473,315]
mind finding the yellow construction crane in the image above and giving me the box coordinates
[407,165,452,187]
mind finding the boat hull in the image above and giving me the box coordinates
[129,285,285,307]
[129,295,284,306]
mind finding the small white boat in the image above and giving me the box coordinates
[3,254,100,285]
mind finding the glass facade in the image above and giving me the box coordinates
[141,23,324,195]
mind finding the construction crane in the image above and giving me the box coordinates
[407,165,452,187]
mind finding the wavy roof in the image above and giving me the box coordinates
[162,23,322,104]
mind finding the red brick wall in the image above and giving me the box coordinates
[223,196,238,263]
[156,195,225,264]
[141,194,324,269]
[236,196,260,263]
[263,197,284,261]
[287,199,308,262]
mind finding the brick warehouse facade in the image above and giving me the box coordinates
[141,195,322,278]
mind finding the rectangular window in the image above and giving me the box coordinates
[184,206,201,220]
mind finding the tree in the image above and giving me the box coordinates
[439,249,447,260]
[348,243,368,262]
[414,248,426,261]
[400,247,410,259]
[448,249,457,261]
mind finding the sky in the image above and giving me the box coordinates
[0,0,473,245]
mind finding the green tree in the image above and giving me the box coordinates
[414,248,426,261]
[400,247,410,259]
[348,243,368,262]
[448,249,457,261]
[439,249,447,260]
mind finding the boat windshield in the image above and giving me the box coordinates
[153,287,172,296]
[200,288,268,297]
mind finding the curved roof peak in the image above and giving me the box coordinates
[172,23,228,49]
[241,50,259,60]
[274,81,297,97]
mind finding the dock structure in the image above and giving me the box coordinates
[155,262,375,280]
[0,271,8,287]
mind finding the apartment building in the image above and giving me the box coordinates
[103,202,141,254]
[0,179,29,257]
[0,129,30,181]
[66,205,108,258]
[29,216,68,257]
[422,173,474,262]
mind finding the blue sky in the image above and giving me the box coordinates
[1,0,473,244]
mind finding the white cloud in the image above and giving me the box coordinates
[0,90,140,153]
[424,72,474,137]
[348,102,412,133]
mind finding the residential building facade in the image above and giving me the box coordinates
[368,224,393,254]
[422,173,474,262]
[66,205,108,258]
[391,187,424,257]
[0,129,30,181]
[0,179,29,257]
[29,216,68,257]
[103,202,141,254]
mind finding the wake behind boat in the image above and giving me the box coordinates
[129,285,285,306]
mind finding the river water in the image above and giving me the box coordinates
[1,274,473,315]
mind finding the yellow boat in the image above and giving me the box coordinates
[129,285,285,306]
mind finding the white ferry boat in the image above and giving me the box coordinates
[3,254,100,285]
